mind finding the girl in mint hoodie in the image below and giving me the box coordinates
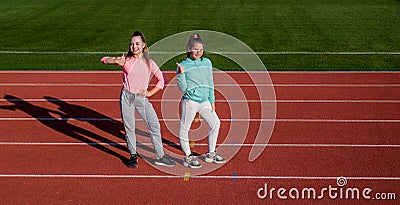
[176,33,226,168]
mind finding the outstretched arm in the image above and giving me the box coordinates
[100,54,126,66]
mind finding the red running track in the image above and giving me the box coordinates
[0,71,399,204]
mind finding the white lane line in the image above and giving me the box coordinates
[0,118,398,123]
[1,98,399,103]
[0,174,398,180]
[0,83,399,87]
[0,142,399,148]
[0,83,120,86]
[0,70,398,73]
[1,50,400,55]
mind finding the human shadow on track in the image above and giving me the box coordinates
[2,94,129,164]
[1,95,183,166]
[43,96,185,163]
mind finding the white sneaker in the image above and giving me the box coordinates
[183,154,202,169]
[205,152,226,164]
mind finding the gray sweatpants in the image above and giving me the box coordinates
[120,88,164,158]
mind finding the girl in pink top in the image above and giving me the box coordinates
[101,31,175,168]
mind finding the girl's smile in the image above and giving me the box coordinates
[130,36,145,58]
[190,42,204,60]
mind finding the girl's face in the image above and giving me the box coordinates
[130,36,145,57]
[189,42,204,60]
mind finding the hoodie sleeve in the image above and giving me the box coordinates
[176,63,187,92]
[207,59,215,103]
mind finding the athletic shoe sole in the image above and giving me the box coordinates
[127,163,138,168]
[155,161,175,167]
[205,157,226,164]
[183,162,202,169]
[213,159,226,164]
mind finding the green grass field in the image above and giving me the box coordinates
[0,0,399,71]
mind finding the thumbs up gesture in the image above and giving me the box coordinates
[176,63,185,74]
[116,53,126,66]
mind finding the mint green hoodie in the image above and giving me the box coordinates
[177,57,215,103]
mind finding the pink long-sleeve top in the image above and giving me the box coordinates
[122,57,164,94]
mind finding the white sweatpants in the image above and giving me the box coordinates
[179,99,220,156]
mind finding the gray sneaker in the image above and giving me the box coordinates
[183,154,202,169]
[205,152,226,164]
[155,155,176,167]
